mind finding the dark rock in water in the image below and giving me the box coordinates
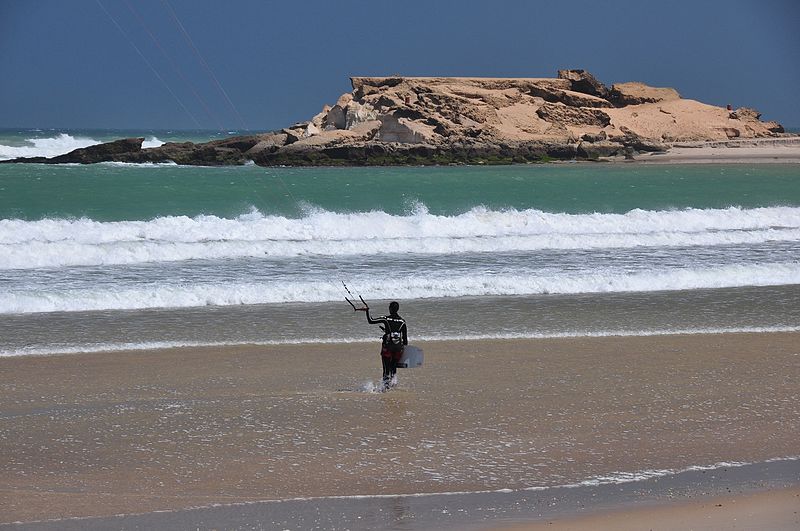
[1,137,145,164]
[51,137,145,163]
[1,135,268,166]
[245,133,289,156]
[134,137,263,165]
[249,139,576,166]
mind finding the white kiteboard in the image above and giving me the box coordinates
[397,345,423,368]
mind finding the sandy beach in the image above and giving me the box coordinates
[629,137,800,164]
[1,331,799,528]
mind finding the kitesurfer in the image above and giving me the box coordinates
[357,301,407,389]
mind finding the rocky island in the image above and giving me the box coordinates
[5,69,794,166]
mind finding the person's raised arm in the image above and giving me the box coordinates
[352,303,372,319]
[365,307,385,325]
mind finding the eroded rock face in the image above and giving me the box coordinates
[323,105,346,130]
[610,82,681,106]
[577,140,623,159]
[245,134,288,156]
[731,107,761,120]
[558,69,610,99]
[536,103,611,127]
[4,70,788,166]
[764,122,785,133]
[375,115,436,143]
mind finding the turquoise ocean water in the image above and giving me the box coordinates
[1,129,799,355]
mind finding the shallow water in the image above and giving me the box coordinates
[2,285,799,356]
[2,333,799,523]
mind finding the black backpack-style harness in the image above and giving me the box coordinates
[383,317,406,352]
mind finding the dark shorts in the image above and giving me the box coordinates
[381,346,404,361]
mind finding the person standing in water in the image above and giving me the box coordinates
[357,301,407,389]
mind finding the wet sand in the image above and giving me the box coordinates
[495,486,800,531]
[5,459,799,530]
[1,332,799,527]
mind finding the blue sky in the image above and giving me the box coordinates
[1,0,798,131]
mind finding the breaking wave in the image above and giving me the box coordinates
[0,133,163,160]
[2,263,799,313]
[1,205,799,269]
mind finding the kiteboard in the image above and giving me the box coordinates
[397,345,423,368]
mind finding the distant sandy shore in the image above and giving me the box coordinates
[2,332,799,528]
[624,136,800,164]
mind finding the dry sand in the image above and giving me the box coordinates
[1,332,799,527]
[629,137,800,164]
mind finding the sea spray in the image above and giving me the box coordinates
[0,133,99,160]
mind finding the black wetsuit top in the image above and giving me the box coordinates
[365,310,408,348]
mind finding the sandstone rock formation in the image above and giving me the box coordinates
[3,70,788,166]
[609,82,681,106]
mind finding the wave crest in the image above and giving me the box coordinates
[0,133,164,160]
[1,206,799,269]
[2,263,798,313]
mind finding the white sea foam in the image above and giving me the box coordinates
[3,326,798,357]
[550,458,800,490]
[0,133,100,159]
[99,160,178,168]
[1,205,799,269]
[360,380,386,393]
[142,136,165,148]
[0,134,164,160]
[1,263,798,313]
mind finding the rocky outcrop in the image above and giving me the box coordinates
[3,70,789,166]
[7,137,147,164]
[558,69,610,99]
[609,82,681,106]
[536,103,611,127]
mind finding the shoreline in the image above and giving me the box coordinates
[616,136,800,164]
[3,134,799,167]
[4,325,800,359]
[491,476,800,531]
[5,140,800,167]
[2,331,799,528]
[4,458,798,530]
